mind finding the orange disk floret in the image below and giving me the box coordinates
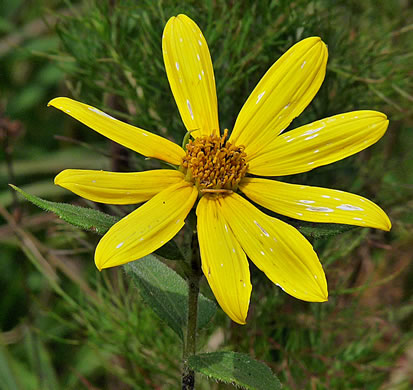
[181,129,248,193]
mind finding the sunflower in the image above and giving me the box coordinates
[50,14,390,324]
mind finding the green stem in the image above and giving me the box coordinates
[182,232,202,390]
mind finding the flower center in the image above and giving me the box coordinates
[181,129,248,193]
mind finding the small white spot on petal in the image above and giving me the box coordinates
[254,220,269,237]
[326,118,336,122]
[260,251,265,256]
[307,162,315,165]
[179,37,183,42]
[296,212,303,216]
[196,53,200,61]
[303,127,323,136]
[256,91,265,104]
[299,200,315,204]
[198,39,202,46]
[314,274,318,279]
[224,224,228,232]
[306,206,334,212]
[201,70,204,75]
[65,109,71,113]
[187,99,194,120]
[116,242,124,249]
[243,283,246,287]
[322,195,331,198]
[313,149,320,153]
[284,103,290,110]
[353,217,363,221]
[141,133,148,137]
[221,263,224,267]
[91,180,96,183]
[175,62,180,71]
[139,237,144,241]
[336,204,363,211]
[232,248,236,253]
[198,73,202,80]
[270,248,273,252]
[286,138,295,143]
[301,60,306,69]
[88,107,115,119]
[176,219,181,224]
[305,133,319,140]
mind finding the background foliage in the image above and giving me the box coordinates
[1,0,412,389]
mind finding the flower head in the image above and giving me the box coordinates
[50,14,390,324]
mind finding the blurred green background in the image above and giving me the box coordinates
[1,0,412,389]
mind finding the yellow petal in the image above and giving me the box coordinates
[218,193,328,302]
[95,181,197,270]
[163,14,219,137]
[248,111,389,176]
[55,169,184,204]
[48,97,185,165]
[197,195,251,324]
[240,178,391,231]
[230,37,328,160]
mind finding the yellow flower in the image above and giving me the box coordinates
[49,14,391,324]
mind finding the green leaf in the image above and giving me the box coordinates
[296,222,356,239]
[124,255,216,341]
[264,210,357,239]
[11,185,188,261]
[153,239,184,261]
[0,181,66,208]
[189,352,282,390]
[10,184,119,235]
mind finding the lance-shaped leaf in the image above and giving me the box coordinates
[291,220,356,239]
[124,255,216,341]
[153,238,185,261]
[188,352,282,390]
[10,184,119,235]
[11,185,184,260]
